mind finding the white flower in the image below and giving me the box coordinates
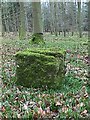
[17,113,21,118]
[23,104,28,110]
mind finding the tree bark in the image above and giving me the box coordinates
[77,1,82,38]
[19,2,26,40]
[61,2,66,37]
[32,1,44,44]
[54,2,58,36]
[32,1,43,34]
[0,3,2,37]
[71,2,75,36]
[49,1,54,34]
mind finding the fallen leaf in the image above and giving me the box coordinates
[81,110,87,116]
[23,104,28,110]
[56,101,62,106]
[2,106,6,112]
[72,106,77,111]
[38,107,45,116]
[84,93,89,98]
[80,102,84,107]
[17,113,21,118]
[62,106,68,113]
[45,107,50,114]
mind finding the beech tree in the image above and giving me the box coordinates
[54,2,58,36]
[49,1,54,34]
[32,1,43,34]
[19,2,26,40]
[77,1,82,38]
[2,2,10,35]
[32,1,43,42]
[61,2,66,37]
[0,3,1,36]
[1,1,88,38]
[68,2,76,36]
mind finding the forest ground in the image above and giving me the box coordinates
[1,32,90,119]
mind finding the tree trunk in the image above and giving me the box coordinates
[58,3,62,35]
[61,2,66,37]
[0,3,2,37]
[54,2,58,36]
[49,1,54,34]
[77,1,82,38]
[1,3,5,37]
[3,2,10,33]
[11,3,17,34]
[19,2,26,40]
[71,2,75,36]
[32,1,44,44]
[32,1,43,34]
[88,2,90,78]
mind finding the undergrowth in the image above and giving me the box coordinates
[1,33,89,119]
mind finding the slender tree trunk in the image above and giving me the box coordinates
[4,2,10,33]
[1,3,5,37]
[0,3,1,37]
[19,2,26,40]
[54,2,58,36]
[58,3,62,35]
[61,2,66,37]
[15,2,20,32]
[71,2,75,36]
[24,3,29,33]
[88,2,90,78]
[49,1,54,34]
[11,3,17,34]
[77,1,82,38]
[1,21,5,37]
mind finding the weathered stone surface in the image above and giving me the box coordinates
[15,48,66,89]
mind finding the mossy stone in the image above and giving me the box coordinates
[30,33,45,45]
[15,48,66,89]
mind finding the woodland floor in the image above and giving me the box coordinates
[0,32,90,119]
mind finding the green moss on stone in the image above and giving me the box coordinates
[15,48,66,89]
[30,33,45,45]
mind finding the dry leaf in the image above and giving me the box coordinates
[33,112,38,119]
[80,102,84,107]
[2,106,6,112]
[44,100,50,107]
[77,102,84,108]
[81,110,87,116]
[69,99,72,103]
[45,107,50,114]
[72,107,77,111]
[62,106,68,113]
[56,101,62,106]
[38,107,45,116]
[23,104,28,110]
[77,104,80,108]
[84,93,89,98]
[17,113,21,118]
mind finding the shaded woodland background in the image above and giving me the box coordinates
[1,1,88,38]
